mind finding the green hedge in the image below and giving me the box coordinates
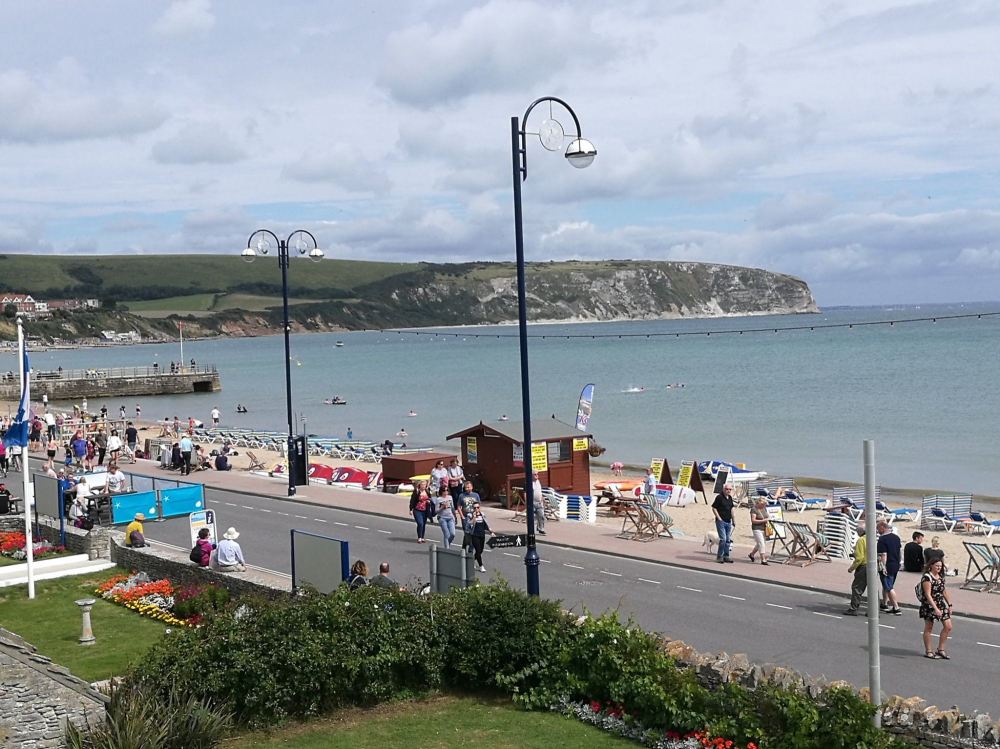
[125,582,911,749]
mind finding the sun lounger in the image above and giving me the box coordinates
[926,507,971,533]
[747,478,826,512]
[961,512,1000,537]
[960,541,999,592]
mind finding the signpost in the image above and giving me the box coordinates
[189,509,216,547]
[487,533,529,549]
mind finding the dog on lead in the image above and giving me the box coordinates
[702,530,720,555]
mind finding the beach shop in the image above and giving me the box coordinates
[447,419,593,506]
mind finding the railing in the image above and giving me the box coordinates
[27,365,218,381]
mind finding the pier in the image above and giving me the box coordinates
[0,365,221,400]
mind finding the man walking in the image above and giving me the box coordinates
[210,406,221,427]
[711,484,736,563]
[843,525,868,615]
[876,520,903,615]
[532,470,546,535]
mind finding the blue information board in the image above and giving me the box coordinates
[111,491,159,525]
[158,485,205,518]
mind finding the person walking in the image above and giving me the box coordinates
[457,480,480,552]
[876,520,903,615]
[711,484,736,563]
[643,467,657,497]
[409,480,432,543]
[531,470,546,535]
[434,484,457,548]
[430,460,448,495]
[919,558,954,659]
[466,501,493,572]
[446,458,465,501]
[748,496,770,565]
[843,525,868,615]
[95,427,108,466]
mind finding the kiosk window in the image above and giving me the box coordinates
[547,440,571,463]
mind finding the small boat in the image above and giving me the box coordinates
[698,459,766,482]
[622,386,645,394]
[335,341,345,347]
[324,397,348,405]
[407,410,418,417]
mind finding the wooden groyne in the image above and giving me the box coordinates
[0,365,221,400]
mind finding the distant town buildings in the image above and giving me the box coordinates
[1,293,100,319]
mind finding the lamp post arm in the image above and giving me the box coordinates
[517,96,584,183]
[248,228,282,248]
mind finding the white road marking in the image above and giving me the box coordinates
[813,612,841,619]
[294,515,307,519]
[241,505,254,510]
[677,585,702,593]
[503,552,519,558]
[314,519,328,523]
[766,603,793,610]
[223,502,236,506]
[354,525,369,530]
[259,509,271,513]
[563,563,584,569]
[977,641,1000,649]
[277,512,289,516]
[540,559,551,564]
[720,594,745,601]
[599,570,623,577]
[637,578,661,584]
[377,529,391,535]
[879,624,895,630]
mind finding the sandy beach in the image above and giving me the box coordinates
[3,399,993,572]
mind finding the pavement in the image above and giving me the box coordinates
[135,461,1000,624]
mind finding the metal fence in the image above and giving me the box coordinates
[31,365,217,380]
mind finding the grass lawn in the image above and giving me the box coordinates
[0,550,74,567]
[124,293,219,312]
[227,696,636,749]
[0,569,164,682]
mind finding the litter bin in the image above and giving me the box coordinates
[291,435,308,487]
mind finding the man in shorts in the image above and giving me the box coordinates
[125,421,139,460]
[876,520,903,615]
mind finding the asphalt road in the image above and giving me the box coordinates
[133,484,1000,716]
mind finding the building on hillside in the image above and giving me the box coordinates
[1,294,39,318]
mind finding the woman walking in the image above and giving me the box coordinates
[748,496,770,565]
[466,501,493,572]
[409,479,432,543]
[430,460,449,495]
[434,485,457,548]
[920,558,954,659]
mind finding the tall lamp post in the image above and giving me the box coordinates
[510,97,597,596]
[241,229,324,496]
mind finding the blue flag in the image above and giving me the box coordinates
[575,383,595,432]
[2,349,30,448]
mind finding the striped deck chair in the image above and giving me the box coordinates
[785,521,832,566]
[960,542,999,592]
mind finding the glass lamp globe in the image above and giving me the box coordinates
[565,138,597,169]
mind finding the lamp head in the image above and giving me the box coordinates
[308,247,324,263]
[565,137,597,169]
[240,247,257,264]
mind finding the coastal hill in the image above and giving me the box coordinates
[0,254,817,340]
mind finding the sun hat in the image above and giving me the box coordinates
[223,527,240,540]
[134,512,145,521]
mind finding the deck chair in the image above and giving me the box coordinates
[540,488,562,522]
[631,500,659,542]
[993,544,1000,595]
[785,521,832,566]
[244,451,267,472]
[960,541,999,592]
[963,512,1000,537]
[509,488,527,523]
[650,502,674,538]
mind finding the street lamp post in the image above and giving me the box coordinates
[241,229,324,497]
[510,97,596,596]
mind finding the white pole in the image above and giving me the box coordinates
[179,322,184,370]
[864,439,880,726]
[17,318,35,599]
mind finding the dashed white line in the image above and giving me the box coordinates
[766,603,793,610]
[677,585,702,593]
[540,559,551,564]
[813,612,841,619]
[294,515,307,519]
[720,594,745,601]
[503,552,520,558]
[377,529,391,535]
[563,563,584,569]
[314,519,328,523]
[637,577,661,585]
[354,525,369,530]
[977,641,1000,649]
[599,570,623,577]
[276,512,289,516]
[259,509,271,513]
[333,522,348,526]
[222,502,236,506]
[879,624,895,630]
[240,505,254,510]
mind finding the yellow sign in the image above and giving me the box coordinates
[650,458,665,482]
[531,442,548,472]
[572,437,589,452]
[677,461,694,488]
[467,437,478,464]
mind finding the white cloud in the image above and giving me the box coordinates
[282,146,391,193]
[151,122,247,165]
[153,0,215,36]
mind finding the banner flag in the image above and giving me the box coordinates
[575,383,595,431]
[2,349,30,448]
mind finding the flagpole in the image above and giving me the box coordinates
[17,318,35,599]
[179,321,184,369]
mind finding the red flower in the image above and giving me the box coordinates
[589,700,602,713]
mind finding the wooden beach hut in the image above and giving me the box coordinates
[446,419,593,505]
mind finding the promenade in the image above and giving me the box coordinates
[124,460,1000,623]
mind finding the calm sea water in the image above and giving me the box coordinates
[3,303,998,494]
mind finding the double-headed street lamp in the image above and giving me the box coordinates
[241,229,324,497]
[510,97,596,596]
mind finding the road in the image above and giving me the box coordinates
[139,484,1000,716]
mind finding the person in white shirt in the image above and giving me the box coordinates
[643,468,658,497]
[531,470,546,535]
[210,407,220,426]
[104,465,128,494]
[215,527,246,572]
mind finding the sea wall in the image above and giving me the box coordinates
[0,371,221,401]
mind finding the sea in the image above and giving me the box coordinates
[3,302,998,495]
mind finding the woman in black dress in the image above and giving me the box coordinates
[919,558,954,659]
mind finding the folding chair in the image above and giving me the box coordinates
[540,488,562,522]
[960,542,999,592]
[650,503,674,538]
[244,451,267,472]
[630,502,659,542]
[509,488,526,523]
[786,521,832,566]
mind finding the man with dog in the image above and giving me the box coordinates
[711,484,736,563]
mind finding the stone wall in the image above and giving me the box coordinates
[0,371,220,401]
[0,516,110,560]
[0,630,107,749]
[660,638,1000,748]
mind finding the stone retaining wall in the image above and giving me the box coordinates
[0,516,110,560]
[0,371,220,401]
[660,638,1000,747]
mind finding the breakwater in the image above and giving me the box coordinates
[0,365,221,401]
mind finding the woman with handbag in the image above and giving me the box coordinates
[919,558,954,659]
[409,480,432,543]
[433,485,457,548]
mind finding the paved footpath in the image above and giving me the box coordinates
[137,462,1000,623]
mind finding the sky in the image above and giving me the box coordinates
[1,0,999,306]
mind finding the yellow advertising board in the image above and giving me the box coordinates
[531,442,548,472]
[677,461,694,488]
[650,458,665,482]
[467,437,478,464]
[572,437,589,452]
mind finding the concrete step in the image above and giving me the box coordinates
[0,554,115,588]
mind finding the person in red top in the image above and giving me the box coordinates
[409,480,432,543]
[193,527,215,567]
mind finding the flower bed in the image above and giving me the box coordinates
[97,572,229,628]
[0,531,66,561]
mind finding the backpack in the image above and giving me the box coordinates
[129,530,146,548]
[189,544,202,563]
[915,574,929,603]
